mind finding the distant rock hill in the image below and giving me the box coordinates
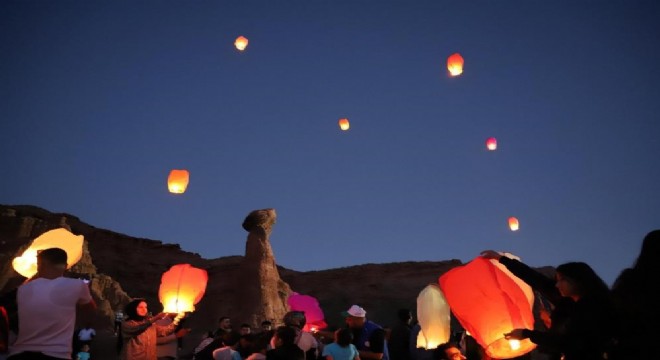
[0,204,554,360]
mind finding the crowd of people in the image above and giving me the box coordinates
[0,229,658,360]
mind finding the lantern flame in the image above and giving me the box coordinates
[168,170,189,194]
[508,217,520,231]
[486,137,497,151]
[12,228,84,278]
[509,340,521,351]
[159,264,208,313]
[338,118,350,131]
[447,53,464,77]
[235,36,248,51]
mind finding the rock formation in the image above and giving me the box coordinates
[236,208,292,328]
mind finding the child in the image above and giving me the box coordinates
[76,344,91,360]
[321,328,360,360]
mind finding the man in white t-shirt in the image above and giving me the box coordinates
[8,247,96,360]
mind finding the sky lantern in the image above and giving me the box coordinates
[12,228,84,278]
[508,217,520,231]
[486,137,497,151]
[234,36,248,51]
[338,118,350,131]
[439,257,536,359]
[167,170,189,194]
[416,284,451,349]
[159,264,208,313]
[287,292,327,331]
[447,53,464,76]
[489,253,534,308]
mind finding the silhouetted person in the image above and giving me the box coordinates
[481,250,613,360]
[610,229,660,360]
[388,309,412,360]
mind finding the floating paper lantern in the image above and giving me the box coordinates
[447,53,464,76]
[12,228,84,278]
[168,170,189,194]
[486,137,497,151]
[490,253,534,308]
[416,284,451,349]
[159,264,208,313]
[338,118,350,131]
[439,257,536,359]
[508,217,519,231]
[235,36,248,51]
[288,292,327,331]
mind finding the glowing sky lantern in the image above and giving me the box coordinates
[338,118,350,131]
[234,36,248,51]
[168,170,189,194]
[447,53,464,76]
[159,264,208,313]
[486,137,497,151]
[287,292,327,331]
[12,228,84,278]
[509,217,520,231]
[416,284,451,349]
[439,257,536,359]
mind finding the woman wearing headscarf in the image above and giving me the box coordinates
[120,298,184,360]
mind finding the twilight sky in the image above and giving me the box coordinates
[2,1,659,286]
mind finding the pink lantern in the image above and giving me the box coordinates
[439,257,536,359]
[486,137,497,151]
[287,292,327,331]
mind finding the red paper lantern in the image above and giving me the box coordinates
[509,217,520,231]
[235,36,248,51]
[338,118,350,131]
[168,170,189,194]
[486,137,497,151]
[159,264,208,313]
[447,53,464,76]
[439,257,536,359]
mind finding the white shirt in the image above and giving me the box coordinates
[78,328,96,341]
[9,277,93,359]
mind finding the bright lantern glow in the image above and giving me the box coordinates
[288,292,327,331]
[159,264,208,313]
[338,118,350,131]
[509,340,521,351]
[486,137,497,151]
[234,36,248,51]
[509,217,520,231]
[447,53,464,76]
[416,284,451,349]
[168,170,189,194]
[439,257,536,359]
[12,228,84,278]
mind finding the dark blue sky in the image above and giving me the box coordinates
[2,1,659,285]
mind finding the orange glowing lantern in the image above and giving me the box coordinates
[168,170,189,194]
[338,118,350,131]
[508,217,520,231]
[439,257,536,359]
[486,137,497,151]
[12,228,84,278]
[159,264,208,313]
[447,53,464,76]
[416,284,451,349]
[234,36,248,51]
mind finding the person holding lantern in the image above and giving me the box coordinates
[119,298,186,360]
[480,250,613,360]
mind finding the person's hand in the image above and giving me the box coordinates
[480,250,502,260]
[176,328,191,338]
[503,328,527,340]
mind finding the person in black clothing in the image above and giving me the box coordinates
[388,309,412,360]
[481,250,613,360]
[610,229,660,360]
[266,326,304,360]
